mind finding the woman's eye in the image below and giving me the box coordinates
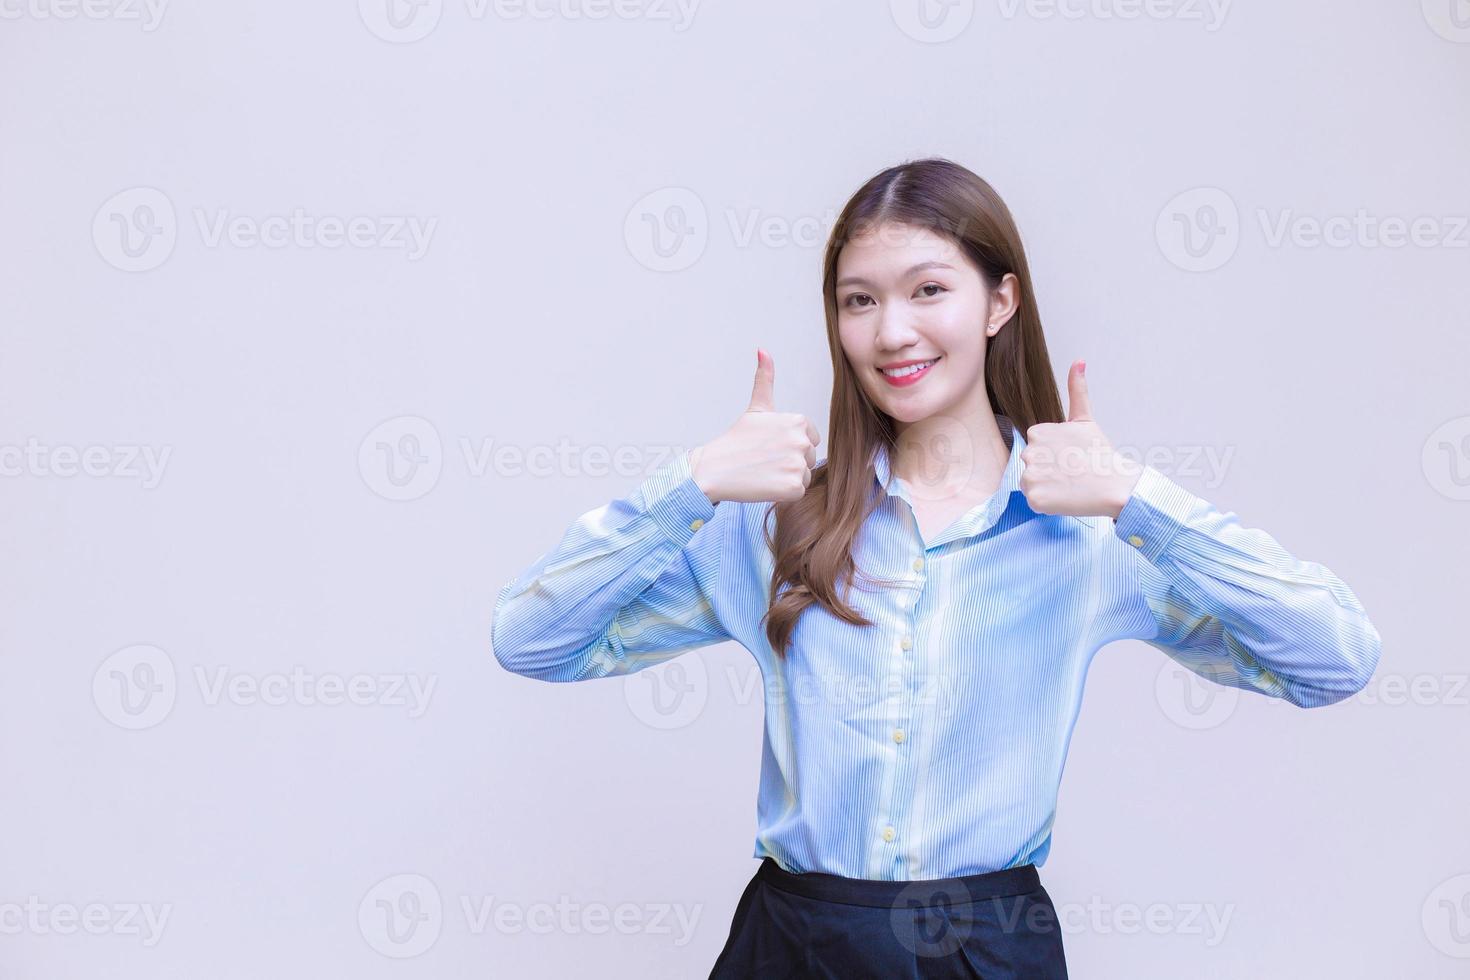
[844,285,942,308]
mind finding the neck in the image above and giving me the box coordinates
[890,412,1011,502]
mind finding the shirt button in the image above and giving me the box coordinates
[689,518,705,531]
[892,728,905,744]
[912,557,924,572]
[900,636,913,651]
[1127,534,1144,548]
[882,826,896,842]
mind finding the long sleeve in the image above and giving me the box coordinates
[1112,465,1382,709]
[491,448,736,683]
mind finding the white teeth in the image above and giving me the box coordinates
[881,357,938,378]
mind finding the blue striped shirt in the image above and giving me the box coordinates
[491,414,1381,880]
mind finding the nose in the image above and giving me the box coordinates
[875,306,921,352]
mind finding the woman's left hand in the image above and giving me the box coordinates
[1019,360,1144,520]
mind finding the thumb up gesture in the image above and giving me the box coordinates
[689,349,821,504]
[1018,360,1143,519]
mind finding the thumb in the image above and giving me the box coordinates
[1066,359,1093,422]
[747,347,776,412]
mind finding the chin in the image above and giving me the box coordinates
[881,401,936,425]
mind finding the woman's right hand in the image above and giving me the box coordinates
[689,349,821,505]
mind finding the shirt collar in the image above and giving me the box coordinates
[871,415,1030,540]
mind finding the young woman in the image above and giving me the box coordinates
[491,158,1382,978]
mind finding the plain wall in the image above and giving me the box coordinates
[2,1,1467,976]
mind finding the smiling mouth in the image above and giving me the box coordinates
[878,356,941,385]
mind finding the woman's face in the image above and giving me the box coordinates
[835,220,1016,428]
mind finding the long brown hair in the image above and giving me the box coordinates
[760,157,1064,660]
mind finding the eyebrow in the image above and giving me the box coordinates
[835,261,955,290]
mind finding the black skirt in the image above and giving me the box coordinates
[708,857,1069,979]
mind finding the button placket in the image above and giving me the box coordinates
[877,549,926,868]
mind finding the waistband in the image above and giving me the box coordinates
[755,857,1042,910]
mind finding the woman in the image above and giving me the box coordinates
[491,158,1382,978]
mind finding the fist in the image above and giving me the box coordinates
[689,348,821,504]
[1019,360,1142,519]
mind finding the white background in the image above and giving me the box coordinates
[2,0,1467,976]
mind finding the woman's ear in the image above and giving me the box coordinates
[985,272,1021,335]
